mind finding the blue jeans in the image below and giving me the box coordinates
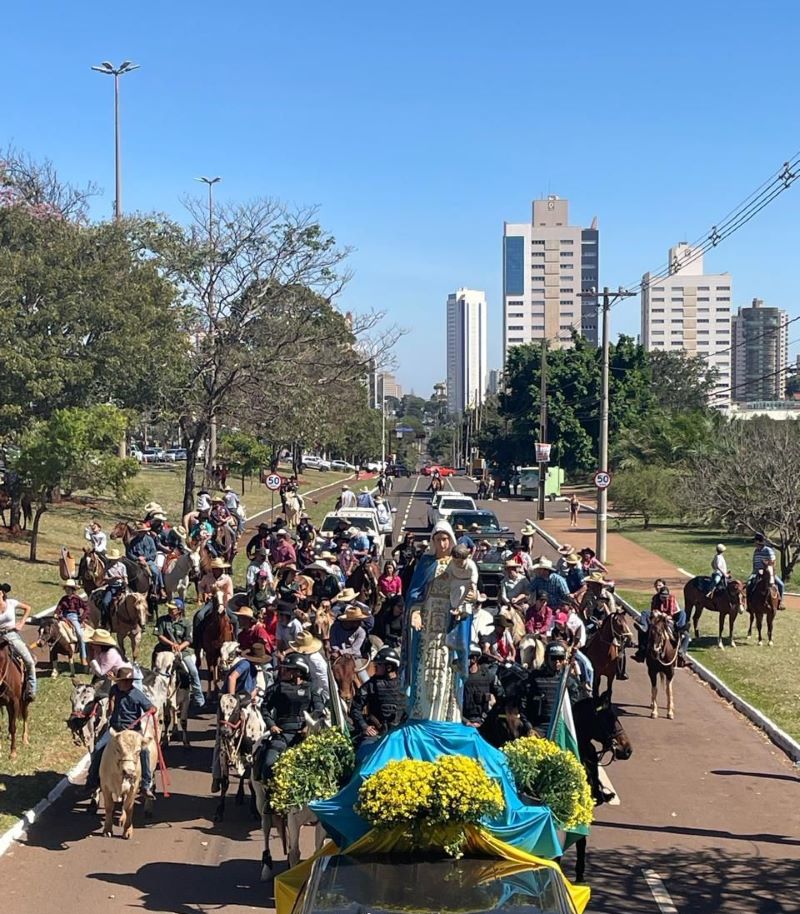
[178,652,205,707]
[100,583,124,626]
[3,630,37,695]
[86,730,152,791]
[64,612,87,662]
[146,560,164,593]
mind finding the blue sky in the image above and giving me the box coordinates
[3,1,800,394]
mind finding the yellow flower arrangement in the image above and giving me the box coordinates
[270,728,354,814]
[356,755,505,857]
[502,736,593,830]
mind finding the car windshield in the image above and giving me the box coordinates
[299,854,577,914]
[449,511,501,531]
[320,516,376,534]
[439,498,475,511]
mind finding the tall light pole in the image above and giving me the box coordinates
[196,176,222,476]
[91,60,140,219]
[381,396,387,470]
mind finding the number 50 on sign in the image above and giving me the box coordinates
[593,470,611,489]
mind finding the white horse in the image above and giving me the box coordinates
[163,549,201,603]
[518,632,546,670]
[214,694,266,822]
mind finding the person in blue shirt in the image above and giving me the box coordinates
[126,523,166,598]
[749,532,784,605]
[83,667,155,799]
[349,527,371,557]
[564,553,586,593]
[356,487,377,509]
[528,558,571,608]
[454,525,475,553]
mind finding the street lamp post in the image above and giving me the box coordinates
[91,60,140,219]
[196,177,222,477]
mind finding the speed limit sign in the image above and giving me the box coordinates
[265,473,282,491]
[593,470,612,490]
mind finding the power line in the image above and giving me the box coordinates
[708,335,800,401]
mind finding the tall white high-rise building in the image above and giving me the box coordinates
[446,289,487,414]
[641,243,732,404]
[502,196,599,365]
[732,299,789,402]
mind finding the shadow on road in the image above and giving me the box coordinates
[710,768,800,784]
[89,859,274,913]
[587,843,800,914]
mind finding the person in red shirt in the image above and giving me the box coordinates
[525,594,553,636]
[257,599,279,654]
[235,606,272,653]
[55,579,89,664]
[270,530,297,569]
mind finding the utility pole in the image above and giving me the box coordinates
[197,176,221,478]
[537,340,547,521]
[380,396,386,470]
[91,60,139,219]
[593,286,635,561]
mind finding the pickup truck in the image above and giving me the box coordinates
[318,509,386,554]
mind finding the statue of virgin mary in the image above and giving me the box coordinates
[403,520,474,723]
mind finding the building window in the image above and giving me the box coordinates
[652,286,664,292]
[652,319,665,324]
[652,308,665,313]
[509,312,524,318]
[532,299,545,305]
[561,239,574,245]
[698,297,709,302]
[718,286,731,291]
[671,297,684,302]
[561,275,574,281]
[560,251,574,257]
[508,300,523,306]
[508,337,525,343]
[532,240,545,246]
[560,288,574,293]
[532,252,545,258]
[508,325,525,331]
[504,236,525,296]
[531,264,545,271]
[560,299,573,305]
[697,286,709,291]
[698,319,709,324]
[717,297,730,302]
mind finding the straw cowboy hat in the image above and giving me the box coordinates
[318,550,336,561]
[557,544,574,556]
[289,631,323,654]
[520,524,536,536]
[63,578,80,589]
[234,606,254,619]
[585,571,612,586]
[240,642,271,664]
[209,557,230,570]
[144,502,164,515]
[504,559,523,569]
[87,628,117,648]
[565,553,580,566]
[114,666,136,681]
[340,606,368,622]
[175,525,188,538]
[532,558,554,572]
[336,587,358,602]
[106,548,122,560]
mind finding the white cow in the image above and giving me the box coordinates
[99,728,156,839]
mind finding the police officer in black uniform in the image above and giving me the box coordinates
[461,646,498,727]
[257,653,325,781]
[350,647,406,744]
[526,640,582,734]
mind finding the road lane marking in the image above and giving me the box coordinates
[643,869,678,914]
[400,474,421,534]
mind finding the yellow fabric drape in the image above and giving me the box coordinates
[274,823,589,914]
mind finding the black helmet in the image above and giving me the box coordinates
[375,647,401,669]
[545,640,568,660]
[282,653,310,679]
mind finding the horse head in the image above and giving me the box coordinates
[727,579,746,613]
[610,609,633,646]
[187,548,202,582]
[594,695,633,760]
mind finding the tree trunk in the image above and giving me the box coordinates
[9,493,22,534]
[643,512,651,530]
[181,419,208,517]
[241,470,246,494]
[29,503,47,561]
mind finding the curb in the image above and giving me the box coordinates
[0,753,90,858]
[528,519,800,766]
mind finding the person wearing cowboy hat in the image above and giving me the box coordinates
[288,631,329,702]
[347,525,372,560]
[578,546,608,575]
[519,523,536,555]
[98,547,129,629]
[563,553,585,594]
[83,519,107,556]
[83,665,155,799]
[125,518,167,599]
[270,528,297,570]
[55,578,89,666]
[499,559,527,609]
[351,646,405,744]
[356,485,377,510]
[296,511,316,546]
[235,605,271,653]
[86,627,126,682]
[331,586,358,617]
[246,522,272,561]
[338,484,357,509]
[225,641,272,699]
[199,556,234,605]
[454,524,476,553]
[480,614,515,663]
[154,602,205,709]
[329,605,369,657]
[275,603,303,652]
[246,547,274,591]
[577,570,617,627]
[529,557,571,609]
[555,544,575,576]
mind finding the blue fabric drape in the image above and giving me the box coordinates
[310,720,563,860]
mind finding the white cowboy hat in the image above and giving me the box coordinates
[340,606,368,622]
[335,587,358,602]
[63,578,80,589]
[144,502,164,514]
[532,558,554,571]
[716,543,726,552]
[209,557,230,570]
[520,524,536,536]
[318,551,336,561]
[557,544,574,556]
[87,628,117,648]
[114,666,136,682]
[289,631,323,654]
[106,548,122,560]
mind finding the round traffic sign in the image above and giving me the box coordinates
[265,473,282,491]
[593,470,612,490]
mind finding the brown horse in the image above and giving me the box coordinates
[78,548,107,594]
[0,638,31,759]
[646,611,678,719]
[110,520,137,546]
[331,654,374,707]
[747,571,779,647]
[37,618,80,676]
[683,576,746,650]
[88,591,148,661]
[346,560,380,611]
[202,594,236,698]
[582,610,632,700]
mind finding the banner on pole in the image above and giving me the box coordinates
[535,442,552,463]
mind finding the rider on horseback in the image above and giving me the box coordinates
[56,579,89,668]
[707,543,728,598]
[462,646,498,727]
[748,532,784,608]
[0,584,36,700]
[84,520,107,556]
[99,548,128,629]
[633,585,686,663]
[126,521,166,601]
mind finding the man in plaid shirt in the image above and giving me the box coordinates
[528,558,571,608]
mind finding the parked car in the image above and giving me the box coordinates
[165,447,187,461]
[427,492,477,529]
[142,446,166,463]
[388,463,412,477]
[363,460,386,473]
[319,509,385,554]
[331,459,356,472]
[302,455,331,471]
[129,445,144,463]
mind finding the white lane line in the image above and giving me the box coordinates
[598,767,620,805]
[400,474,421,533]
[643,869,679,914]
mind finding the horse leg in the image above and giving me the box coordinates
[8,701,18,760]
[747,611,754,639]
[717,611,725,650]
[649,673,658,719]
[287,809,302,868]
[666,675,675,720]
[215,774,228,822]
[131,629,141,663]
[235,774,245,806]
[256,788,274,882]
[756,612,764,646]
[728,611,737,649]
[768,609,775,647]
[575,836,587,883]
[692,605,702,639]
[50,647,58,678]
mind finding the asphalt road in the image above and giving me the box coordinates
[1,474,798,914]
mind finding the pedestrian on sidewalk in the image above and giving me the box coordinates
[569,494,580,528]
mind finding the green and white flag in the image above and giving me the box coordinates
[547,666,590,845]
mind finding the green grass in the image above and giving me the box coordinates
[618,587,800,743]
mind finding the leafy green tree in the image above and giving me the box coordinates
[647,350,719,411]
[610,466,678,530]
[428,425,454,462]
[612,408,725,470]
[15,405,138,560]
[218,432,271,492]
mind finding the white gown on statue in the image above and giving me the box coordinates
[409,558,462,723]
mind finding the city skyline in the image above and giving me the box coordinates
[446,289,487,414]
